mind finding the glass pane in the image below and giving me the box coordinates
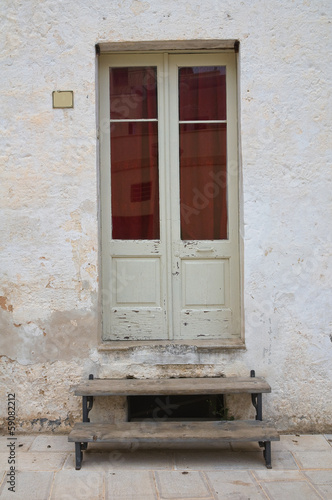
[180,123,227,240]
[111,122,160,239]
[110,67,157,120]
[179,66,226,121]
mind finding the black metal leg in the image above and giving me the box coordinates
[251,371,267,451]
[250,371,263,421]
[82,374,94,453]
[256,393,262,420]
[83,395,94,423]
[263,441,272,469]
[251,392,263,420]
[83,396,89,422]
[75,442,82,470]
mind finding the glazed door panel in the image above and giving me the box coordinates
[100,55,168,340]
[169,54,240,340]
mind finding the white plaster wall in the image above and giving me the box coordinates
[0,0,331,432]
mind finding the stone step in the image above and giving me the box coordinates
[71,376,271,396]
[68,420,279,444]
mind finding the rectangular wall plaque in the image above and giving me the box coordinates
[52,91,74,108]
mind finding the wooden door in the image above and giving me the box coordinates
[100,52,240,341]
[100,54,169,340]
[169,54,240,340]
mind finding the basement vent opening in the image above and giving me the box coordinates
[127,394,225,421]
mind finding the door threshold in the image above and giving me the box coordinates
[98,338,245,352]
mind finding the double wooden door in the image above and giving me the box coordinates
[99,52,240,341]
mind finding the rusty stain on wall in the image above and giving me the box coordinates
[0,296,13,312]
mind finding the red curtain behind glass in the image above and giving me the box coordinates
[110,67,160,240]
[109,66,227,241]
[179,67,227,240]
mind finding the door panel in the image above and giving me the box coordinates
[111,255,164,340]
[100,54,168,340]
[114,258,161,305]
[182,259,226,306]
[169,54,240,340]
[110,307,165,340]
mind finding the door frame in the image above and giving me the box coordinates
[98,49,244,346]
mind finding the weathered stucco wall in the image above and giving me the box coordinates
[0,0,331,433]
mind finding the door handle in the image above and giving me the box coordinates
[196,246,214,252]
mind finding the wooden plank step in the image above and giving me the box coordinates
[71,377,271,396]
[68,420,279,444]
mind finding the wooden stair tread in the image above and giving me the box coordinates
[71,377,271,396]
[68,420,279,443]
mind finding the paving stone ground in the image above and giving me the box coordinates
[0,434,331,499]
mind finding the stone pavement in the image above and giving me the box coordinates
[0,434,331,499]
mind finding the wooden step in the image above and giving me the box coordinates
[71,377,271,396]
[68,420,279,444]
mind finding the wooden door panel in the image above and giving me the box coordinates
[114,258,161,305]
[179,309,233,339]
[182,259,226,306]
[100,54,168,341]
[109,308,165,341]
[170,54,240,341]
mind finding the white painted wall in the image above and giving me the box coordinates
[0,0,331,432]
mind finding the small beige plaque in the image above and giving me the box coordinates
[52,91,74,108]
